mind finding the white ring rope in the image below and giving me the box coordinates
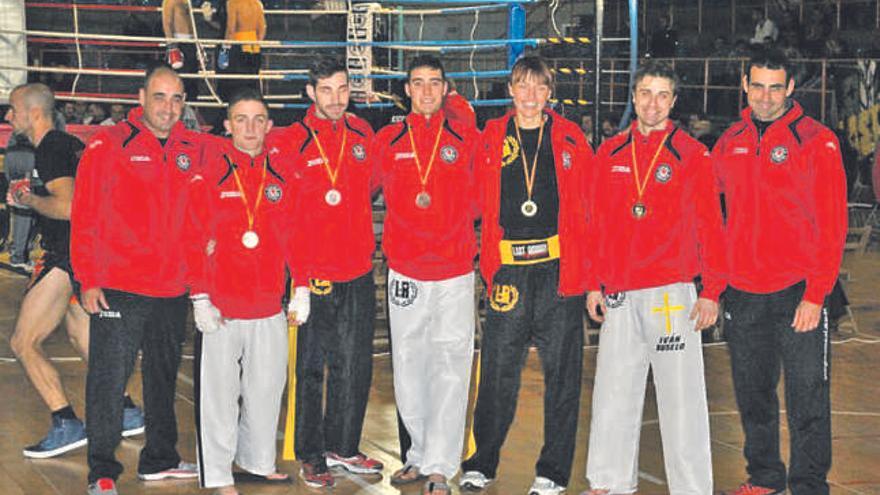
[71,3,83,95]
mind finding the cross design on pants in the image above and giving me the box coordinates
[651,292,685,335]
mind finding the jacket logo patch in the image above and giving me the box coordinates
[611,165,631,173]
[264,184,282,202]
[561,151,572,170]
[655,163,672,183]
[352,144,367,161]
[395,152,415,161]
[130,155,151,162]
[501,136,520,167]
[89,139,103,149]
[176,153,191,171]
[99,310,122,319]
[307,157,324,167]
[220,190,242,199]
[825,141,837,150]
[605,292,626,309]
[389,279,418,307]
[770,146,789,164]
[732,147,749,155]
[269,146,280,155]
[309,278,333,295]
[440,145,458,163]
[489,284,519,313]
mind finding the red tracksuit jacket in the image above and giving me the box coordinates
[444,91,476,129]
[188,138,300,319]
[478,108,594,296]
[589,121,727,301]
[713,102,847,304]
[71,107,205,297]
[272,107,376,283]
[374,110,479,280]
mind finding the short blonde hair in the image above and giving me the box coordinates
[509,55,553,87]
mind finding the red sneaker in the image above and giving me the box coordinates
[726,482,783,495]
[326,451,384,475]
[300,461,335,488]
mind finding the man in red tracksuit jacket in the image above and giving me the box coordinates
[188,88,307,495]
[71,64,202,495]
[373,55,479,495]
[584,61,726,495]
[460,55,593,495]
[274,58,383,488]
[713,48,847,495]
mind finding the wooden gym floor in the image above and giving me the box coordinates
[0,250,878,495]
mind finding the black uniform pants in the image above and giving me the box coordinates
[462,260,584,487]
[294,272,376,465]
[725,281,832,495]
[86,290,188,482]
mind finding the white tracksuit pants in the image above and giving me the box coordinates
[388,268,475,479]
[195,312,289,488]
[586,282,712,495]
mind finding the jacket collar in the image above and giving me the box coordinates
[125,106,188,145]
[739,100,803,139]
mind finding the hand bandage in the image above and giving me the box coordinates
[191,294,222,333]
[287,286,310,325]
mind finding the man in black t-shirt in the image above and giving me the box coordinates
[4,84,145,460]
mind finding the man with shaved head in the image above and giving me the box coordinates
[6,83,147,461]
[72,64,204,495]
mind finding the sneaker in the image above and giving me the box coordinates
[23,416,87,458]
[725,483,784,495]
[460,470,494,491]
[326,451,383,475]
[87,478,118,495]
[10,261,33,273]
[300,461,335,488]
[529,476,566,495]
[122,405,145,437]
[138,461,199,481]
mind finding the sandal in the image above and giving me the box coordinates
[424,478,451,495]
[390,464,426,485]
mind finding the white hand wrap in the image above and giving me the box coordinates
[287,286,311,325]
[191,294,222,333]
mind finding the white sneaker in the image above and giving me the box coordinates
[460,470,494,491]
[529,476,566,495]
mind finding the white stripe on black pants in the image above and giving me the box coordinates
[194,312,288,488]
[388,268,475,479]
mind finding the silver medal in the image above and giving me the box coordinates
[242,230,260,249]
[325,188,342,206]
[521,200,538,217]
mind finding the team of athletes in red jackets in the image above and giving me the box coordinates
[59,46,846,495]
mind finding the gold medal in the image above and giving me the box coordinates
[513,116,546,218]
[407,117,445,211]
[242,230,260,248]
[325,188,342,206]
[415,191,432,209]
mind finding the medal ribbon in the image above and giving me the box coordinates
[311,122,348,189]
[630,130,670,204]
[513,116,546,204]
[229,154,268,232]
[407,117,445,192]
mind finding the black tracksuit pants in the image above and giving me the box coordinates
[724,281,832,495]
[462,260,584,487]
[86,290,188,482]
[294,272,376,465]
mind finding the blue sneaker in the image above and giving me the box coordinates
[122,405,145,438]
[23,416,87,458]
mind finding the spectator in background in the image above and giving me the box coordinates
[750,9,779,45]
[101,104,127,126]
[649,15,677,58]
[73,102,88,125]
[600,116,619,141]
[580,113,594,144]
[61,102,78,125]
[3,133,37,271]
[82,104,107,126]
